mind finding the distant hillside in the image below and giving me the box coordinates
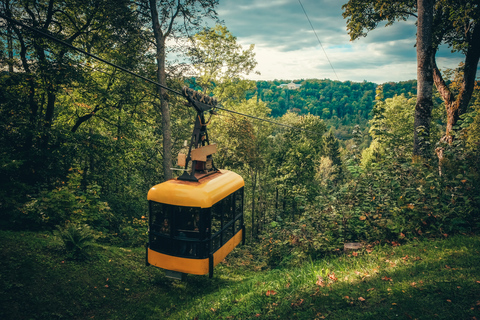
[247,79,418,140]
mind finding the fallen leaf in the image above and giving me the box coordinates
[352,252,358,257]
[266,290,277,296]
[411,282,417,287]
[367,288,375,292]
[316,276,325,287]
[446,299,452,303]
[359,216,366,221]
[344,296,350,299]
[358,297,365,302]
[366,248,373,253]
[382,276,392,281]
[291,299,304,307]
[328,272,338,281]
[104,285,109,288]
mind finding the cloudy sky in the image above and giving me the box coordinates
[216,0,466,84]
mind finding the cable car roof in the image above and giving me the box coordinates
[147,169,244,208]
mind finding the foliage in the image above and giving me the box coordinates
[1,3,479,307]
[342,0,480,147]
[1,230,480,319]
[323,130,343,181]
[54,223,98,260]
[188,25,258,93]
[254,79,380,127]
[18,168,113,230]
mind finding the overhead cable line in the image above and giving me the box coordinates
[297,0,340,81]
[0,13,323,135]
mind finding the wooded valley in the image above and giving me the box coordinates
[1,0,479,319]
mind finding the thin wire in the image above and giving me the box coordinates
[1,13,323,135]
[297,0,340,81]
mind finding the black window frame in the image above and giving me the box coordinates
[148,187,244,259]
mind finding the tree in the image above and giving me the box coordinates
[145,0,219,180]
[323,130,343,181]
[0,0,144,177]
[361,95,417,166]
[268,113,326,221]
[414,0,435,157]
[430,2,480,142]
[0,0,153,230]
[188,25,258,98]
[342,0,480,156]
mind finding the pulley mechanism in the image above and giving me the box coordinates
[177,87,218,182]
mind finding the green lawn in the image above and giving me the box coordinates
[1,230,479,319]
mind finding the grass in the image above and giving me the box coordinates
[1,230,479,319]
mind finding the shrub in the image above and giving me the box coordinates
[20,169,113,230]
[54,222,98,260]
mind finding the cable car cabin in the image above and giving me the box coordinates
[146,169,245,278]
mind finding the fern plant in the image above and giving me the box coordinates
[55,223,97,260]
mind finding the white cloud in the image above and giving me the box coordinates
[211,0,473,83]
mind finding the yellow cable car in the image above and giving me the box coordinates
[146,170,244,278]
[146,87,245,279]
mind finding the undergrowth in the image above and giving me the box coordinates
[1,230,479,320]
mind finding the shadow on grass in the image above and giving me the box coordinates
[181,236,480,320]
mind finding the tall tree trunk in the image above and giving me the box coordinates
[149,0,173,180]
[413,0,434,158]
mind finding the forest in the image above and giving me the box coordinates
[1,0,480,319]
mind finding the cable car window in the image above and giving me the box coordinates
[224,193,234,223]
[174,207,199,238]
[150,202,171,236]
[235,188,243,218]
[211,202,222,235]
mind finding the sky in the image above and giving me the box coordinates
[216,0,467,84]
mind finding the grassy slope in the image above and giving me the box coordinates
[1,231,479,320]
